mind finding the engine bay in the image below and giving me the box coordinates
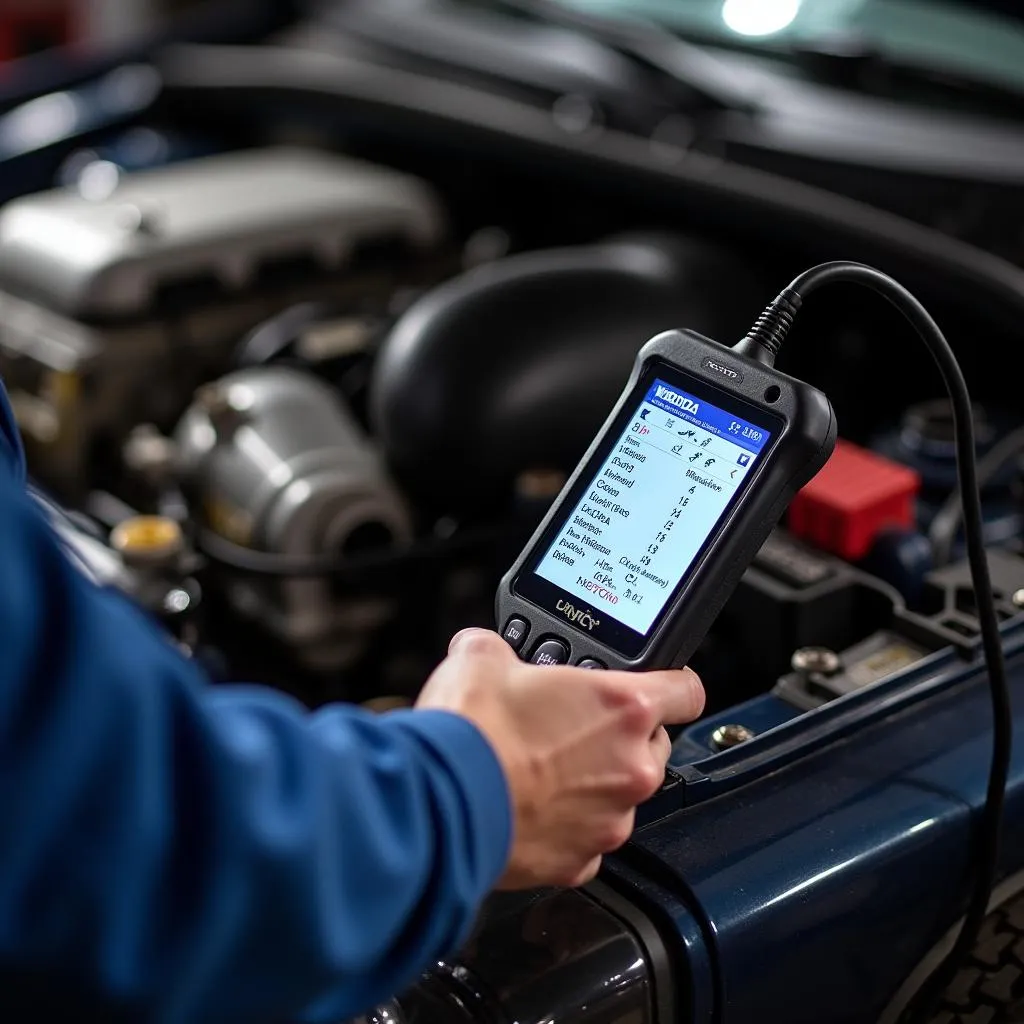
[3,139,1023,751]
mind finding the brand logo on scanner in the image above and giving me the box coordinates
[655,385,699,414]
[702,357,743,382]
[556,599,601,630]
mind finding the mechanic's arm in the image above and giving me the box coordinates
[0,458,514,1022]
[0,390,704,1024]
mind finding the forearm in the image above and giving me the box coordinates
[0,465,510,1023]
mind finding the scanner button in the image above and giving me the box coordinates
[577,658,605,670]
[502,617,529,652]
[531,639,569,666]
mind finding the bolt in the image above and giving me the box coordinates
[163,588,192,616]
[711,723,756,751]
[1012,589,1024,609]
[791,646,842,677]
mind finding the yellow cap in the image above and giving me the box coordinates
[110,516,184,566]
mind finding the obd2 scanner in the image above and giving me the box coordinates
[497,328,836,673]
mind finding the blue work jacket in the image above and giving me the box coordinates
[0,383,510,1022]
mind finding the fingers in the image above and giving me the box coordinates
[630,667,705,725]
[446,631,704,728]
[451,631,705,727]
[585,667,704,737]
[650,725,672,766]
[448,627,517,662]
[501,853,605,891]
[568,855,603,888]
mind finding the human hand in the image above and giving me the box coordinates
[415,628,705,889]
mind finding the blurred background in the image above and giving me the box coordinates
[0,1,194,60]
[2,0,1024,708]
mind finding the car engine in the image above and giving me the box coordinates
[0,142,788,703]
[7,140,1022,701]
[5,119,1024,1024]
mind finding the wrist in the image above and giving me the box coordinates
[389,709,514,886]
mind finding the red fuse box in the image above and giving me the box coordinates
[787,439,921,562]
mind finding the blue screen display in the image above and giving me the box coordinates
[533,378,773,635]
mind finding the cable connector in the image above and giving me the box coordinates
[732,287,802,366]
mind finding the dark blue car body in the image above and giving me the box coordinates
[394,602,1023,1024]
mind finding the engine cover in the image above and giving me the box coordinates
[0,146,446,498]
[370,234,768,513]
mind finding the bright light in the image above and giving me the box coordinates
[722,0,801,37]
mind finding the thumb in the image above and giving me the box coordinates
[448,627,516,659]
[631,667,706,725]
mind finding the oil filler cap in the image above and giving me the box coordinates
[110,516,184,568]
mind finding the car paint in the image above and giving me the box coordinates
[607,644,1024,1022]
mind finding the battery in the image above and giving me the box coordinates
[787,439,921,561]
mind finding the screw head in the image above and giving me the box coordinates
[711,723,756,751]
[163,588,192,616]
[791,646,841,676]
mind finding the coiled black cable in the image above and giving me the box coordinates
[740,261,1010,1024]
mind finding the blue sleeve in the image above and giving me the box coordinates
[0,382,25,481]
[0,387,512,1023]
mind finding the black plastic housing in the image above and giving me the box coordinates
[496,329,837,670]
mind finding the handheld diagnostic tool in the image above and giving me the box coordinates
[496,329,836,671]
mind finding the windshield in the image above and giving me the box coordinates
[545,0,1024,98]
